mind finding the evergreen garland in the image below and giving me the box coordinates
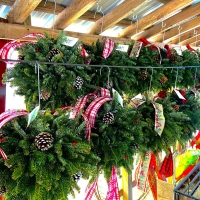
[1,32,200,198]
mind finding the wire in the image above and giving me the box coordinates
[1,58,200,69]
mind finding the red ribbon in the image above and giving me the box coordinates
[0,148,7,161]
[72,93,97,119]
[84,179,98,200]
[179,90,188,104]
[78,45,91,64]
[84,96,112,128]
[0,33,45,64]
[186,44,196,52]
[102,39,115,59]
[0,109,29,129]
[159,149,173,178]
[138,38,157,51]
[106,166,120,200]
[164,44,171,58]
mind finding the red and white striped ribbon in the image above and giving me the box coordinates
[102,39,115,59]
[78,45,91,64]
[106,166,120,200]
[0,33,45,64]
[100,87,111,97]
[82,114,91,141]
[0,148,7,160]
[72,93,97,119]
[84,179,98,200]
[0,109,29,129]
[84,96,112,128]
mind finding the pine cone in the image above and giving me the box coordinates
[140,70,148,80]
[74,76,84,89]
[172,104,180,112]
[35,132,53,151]
[160,75,168,85]
[40,89,51,101]
[170,54,178,62]
[18,55,25,60]
[73,172,82,182]
[153,55,160,63]
[103,112,114,124]
[48,48,62,62]
[0,186,6,195]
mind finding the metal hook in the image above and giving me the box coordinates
[161,20,166,44]
[148,68,154,93]
[131,14,138,24]
[178,24,182,45]
[175,68,179,89]
[131,13,138,34]
[94,1,104,18]
[100,66,111,84]
[194,29,198,47]
[161,20,166,29]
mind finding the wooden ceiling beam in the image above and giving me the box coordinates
[133,2,200,41]
[191,40,200,46]
[151,15,200,43]
[53,0,96,30]
[6,0,42,23]
[0,22,132,45]
[89,0,145,35]
[118,0,194,38]
[167,27,200,44]
[0,0,131,27]
[179,33,200,46]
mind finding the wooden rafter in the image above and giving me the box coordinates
[89,0,145,35]
[151,15,200,43]
[53,0,96,30]
[133,2,200,40]
[0,0,131,27]
[180,32,200,45]
[168,27,200,44]
[191,40,200,46]
[118,0,194,38]
[6,0,42,23]
[0,22,132,45]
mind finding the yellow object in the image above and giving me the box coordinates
[121,167,128,200]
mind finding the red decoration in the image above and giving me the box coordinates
[0,109,29,129]
[0,138,6,143]
[84,180,98,200]
[186,44,196,52]
[102,38,115,59]
[0,148,7,161]
[35,47,39,52]
[164,44,171,58]
[123,155,128,159]
[72,142,78,146]
[191,131,200,149]
[123,81,127,85]
[71,86,75,90]
[138,38,157,51]
[135,119,139,123]
[179,90,188,104]
[159,149,173,178]
[157,90,167,99]
[0,33,45,64]
[148,165,157,200]
[106,166,120,200]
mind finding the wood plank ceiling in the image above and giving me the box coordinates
[0,0,199,46]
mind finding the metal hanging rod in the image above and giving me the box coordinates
[0,58,200,69]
